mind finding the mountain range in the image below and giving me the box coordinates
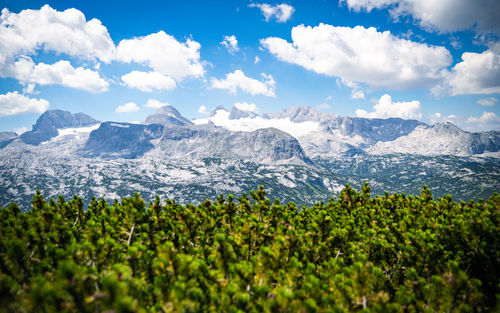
[1,105,499,208]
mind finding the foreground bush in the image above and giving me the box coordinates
[0,185,498,312]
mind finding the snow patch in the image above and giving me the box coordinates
[193,109,319,138]
[110,123,130,128]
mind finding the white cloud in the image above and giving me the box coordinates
[121,71,176,92]
[261,24,451,90]
[435,43,500,96]
[198,105,209,114]
[477,97,498,107]
[234,102,258,112]
[429,112,457,124]
[339,0,500,34]
[12,57,108,93]
[355,94,422,119]
[0,91,49,116]
[465,112,500,131]
[145,99,169,109]
[0,5,115,64]
[22,83,36,95]
[221,35,239,54]
[116,31,204,81]
[0,6,113,92]
[249,3,295,23]
[341,79,366,99]
[254,56,261,64]
[0,6,210,93]
[317,103,331,110]
[351,90,366,99]
[210,70,276,97]
[115,102,140,113]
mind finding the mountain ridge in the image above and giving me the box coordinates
[2,105,499,157]
[19,110,99,145]
[1,106,498,209]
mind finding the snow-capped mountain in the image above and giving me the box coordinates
[81,120,309,164]
[144,105,193,126]
[195,105,499,158]
[19,110,99,145]
[0,105,498,209]
[368,122,500,156]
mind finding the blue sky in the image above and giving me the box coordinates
[0,0,499,133]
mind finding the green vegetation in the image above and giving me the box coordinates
[0,185,498,312]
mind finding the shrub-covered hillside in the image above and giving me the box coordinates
[0,185,498,312]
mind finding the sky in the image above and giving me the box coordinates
[0,0,499,133]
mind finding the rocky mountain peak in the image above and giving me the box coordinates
[228,106,258,120]
[144,105,193,126]
[431,122,465,136]
[210,105,227,117]
[20,110,99,145]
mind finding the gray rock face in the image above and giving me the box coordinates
[429,123,499,154]
[20,110,99,145]
[469,131,500,154]
[322,116,425,143]
[228,107,258,119]
[144,106,193,126]
[210,105,226,117]
[159,124,311,164]
[368,122,500,156]
[81,120,310,164]
[81,122,164,158]
[431,122,465,137]
[264,106,337,122]
[0,132,18,148]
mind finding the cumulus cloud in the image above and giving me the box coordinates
[210,70,276,97]
[254,56,261,64]
[249,3,295,23]
[435,43,500,96]
[477,97,498,107]
[465,112,500,131]
[0,6,113,92]
[121,71,176,92]
[429,112,457,124]
[339,0,500,34]
[198,105,209,114]
[261,24,451,90]
[115,102,140,113]
[116,31,204,82]
[12,57,109,93]
[221,35,239,54]
[234,102,258,112]
[0,5,115,64]
[145,99,169,109]
[355,94,422,119]
[22,83,36,95]
[0,5,210,93]
[0,91,49,116]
